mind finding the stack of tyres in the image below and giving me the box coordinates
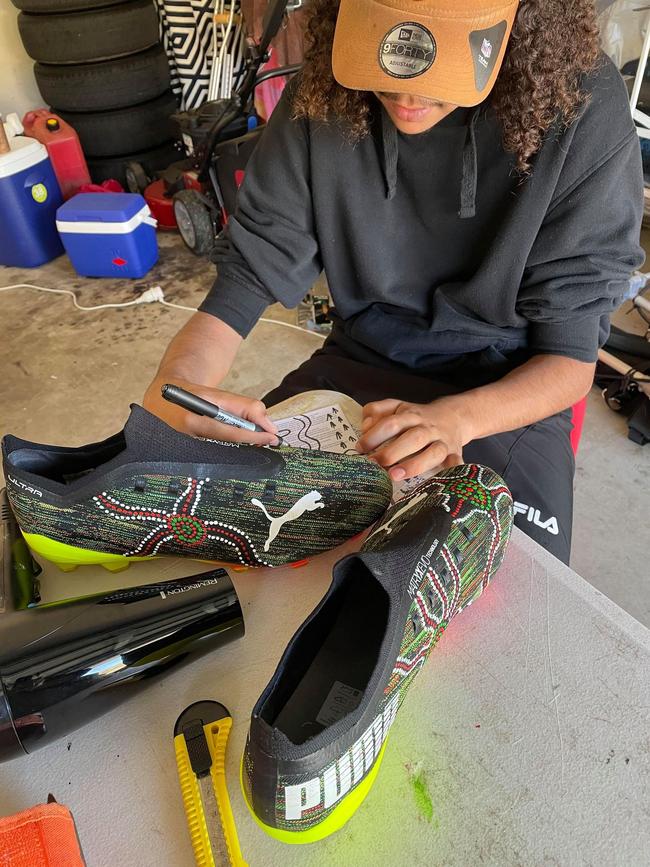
[12,0,181,186]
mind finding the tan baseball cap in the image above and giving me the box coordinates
[332,0,520,107]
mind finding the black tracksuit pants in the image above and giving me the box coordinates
[263,333,575,564]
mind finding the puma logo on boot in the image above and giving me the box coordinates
[251,491,325,552]
[365,490,430,543]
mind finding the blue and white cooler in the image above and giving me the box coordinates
[56,193,158,278]
[0,136,64,268]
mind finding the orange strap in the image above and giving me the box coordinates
[0,804,84,867]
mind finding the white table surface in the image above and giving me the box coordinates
[1,394,649,866]
[2,531,650,866]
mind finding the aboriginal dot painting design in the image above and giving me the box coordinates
[250,464,513,831]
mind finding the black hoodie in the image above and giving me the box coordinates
[201,54,644,380]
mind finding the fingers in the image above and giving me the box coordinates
[228,397,279,436]
[359,399,465,478]
[361,399,403,432]
[196,394,278,445]
[357,411,424,453]
[390,441,451,481]
[364,398,403,417]
[371,425,433,468]
[144,377,279,445]
[191,415,278,446]
[226,397,279,446]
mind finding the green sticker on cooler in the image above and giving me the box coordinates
[31,184,48,203]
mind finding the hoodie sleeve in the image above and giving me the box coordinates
[516,66,645,362]
[199,80,322,337]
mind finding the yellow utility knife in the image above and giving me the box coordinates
[174,701,247,867]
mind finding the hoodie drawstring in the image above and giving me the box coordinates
[381,111,399,201]
[459,107,480,220]
[379,105,481,218]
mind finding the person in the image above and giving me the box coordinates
[144,0,644,564]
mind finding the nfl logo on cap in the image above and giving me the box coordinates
[481,38,493,58]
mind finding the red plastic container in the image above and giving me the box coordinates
[22,109,90,200]
[144,178,177,229]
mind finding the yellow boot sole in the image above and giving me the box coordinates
[21,531,314,574]
[22,531,155,573]
[240,740,388,845]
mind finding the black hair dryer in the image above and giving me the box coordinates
[0,491,244,761]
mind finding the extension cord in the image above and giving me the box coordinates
[0,283,325,338]
[635,294,650,315]
[135,286,165,304]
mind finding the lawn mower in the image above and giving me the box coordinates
[125,0,302,255]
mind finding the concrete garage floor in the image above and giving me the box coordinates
[1,232,649,627]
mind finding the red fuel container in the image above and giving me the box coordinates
[22,109,91,200]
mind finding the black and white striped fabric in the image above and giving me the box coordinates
[155,0,217,110]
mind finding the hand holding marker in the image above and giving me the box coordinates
[162,384,283,445]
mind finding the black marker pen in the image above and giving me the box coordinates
[162,384,282,443]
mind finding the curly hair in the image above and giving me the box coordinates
[291,0,601,172]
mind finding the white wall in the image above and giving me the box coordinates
[601,1,645,68]
[0,0,44,119]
